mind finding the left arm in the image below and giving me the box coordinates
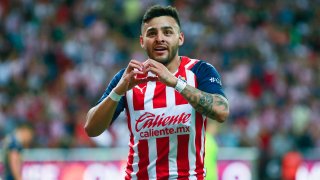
[180,85,229,122]
[144,59,229,122]
[8,150,22,180]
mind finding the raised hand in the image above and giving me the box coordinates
[114,60,158,95]
[143,59,178,87]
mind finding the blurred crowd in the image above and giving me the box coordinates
[0,0,319,179]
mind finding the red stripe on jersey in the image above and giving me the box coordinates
[175,58,188,105]
[177,134,190,178]
[137,140,150,179]
[132,83,147,111]
[174,85,188,105]
[194,76,204,179]
[125,103,134,180]
[203,118,207,175]
[136,73,148,79]
[156,137,170,179]
[195,112,205,179]
[180,56,191,67]
[153,81,167,108]
[125,136,134,180]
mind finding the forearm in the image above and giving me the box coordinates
[84,60,144,137]
[180,85,229,122]
[85,97,118,137]
[9,151,22,180]
[11,164,22,180]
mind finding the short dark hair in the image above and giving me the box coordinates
[142,5,181,31]
[16,121,33,131]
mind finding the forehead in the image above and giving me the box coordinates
[142,16,179,33]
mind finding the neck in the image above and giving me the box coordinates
[166,55,181,73]
[15,131,23,144]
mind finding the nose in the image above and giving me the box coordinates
[155,32,165,43]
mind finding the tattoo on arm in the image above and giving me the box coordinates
[181,85,229,121]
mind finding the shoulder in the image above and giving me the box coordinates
[192,60,217,72]
[189,58,224,88]
[181,56,218,72]
[4,135,23,151]
[188,59,221,79]
[183,57,226,96]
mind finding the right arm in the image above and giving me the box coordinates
[8,150,22,180]
[85,95,121,137]
[84,60,154,137]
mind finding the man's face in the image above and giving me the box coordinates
[21,128,33,148]
[140,16,184,65]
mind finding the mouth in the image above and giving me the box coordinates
[153,46,168,54]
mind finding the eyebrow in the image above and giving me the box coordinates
[146,26,175,32]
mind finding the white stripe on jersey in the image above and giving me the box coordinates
[144,80,156,108]
[147,138,157,179]
[168,135,178,178]
[185,58,198,69]
[186,69,198,176]
[188,108,197,177]
[144,80,157,179]
[166,85,176,107]
[167,85,178,178]
[189,175,198,180]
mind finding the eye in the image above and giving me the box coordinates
[164,30,173,35]
[146,31,156,37]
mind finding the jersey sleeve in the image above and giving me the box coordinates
[8,135,23,152]
[97,69,126,124]
[190,61,226,98]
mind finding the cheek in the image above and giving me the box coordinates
[145,45,152,52]
[145,42,154,51]
[143,41,152,49]
[169,39,180,49]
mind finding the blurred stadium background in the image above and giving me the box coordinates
[0,0,319,179]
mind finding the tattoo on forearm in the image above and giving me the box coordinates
[181,85,229,121]
[197,92,213,116]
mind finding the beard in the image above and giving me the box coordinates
[146,43,179,65]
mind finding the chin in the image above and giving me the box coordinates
[156,58,171,65]
[151,55,169,63]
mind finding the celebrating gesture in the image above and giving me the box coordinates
[85,5,229,180]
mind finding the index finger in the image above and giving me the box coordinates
[143,59,158,68]
[131,59,144,65]
[128,59,144,71]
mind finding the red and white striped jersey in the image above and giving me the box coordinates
[98,56,226,179]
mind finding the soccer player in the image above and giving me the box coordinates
[85,5,229,179]
[2,122,34,180]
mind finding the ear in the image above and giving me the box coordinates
[178,32,184,46]
[140,35,144,48]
